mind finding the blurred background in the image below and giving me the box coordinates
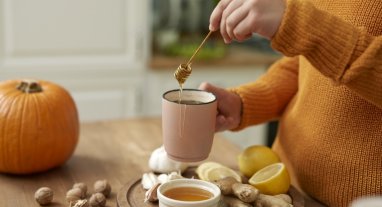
[0,0,280,148]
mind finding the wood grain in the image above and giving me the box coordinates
[0,118,241,207]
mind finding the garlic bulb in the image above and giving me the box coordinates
[148,146,188,173]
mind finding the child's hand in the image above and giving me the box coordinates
[209,0,286,43]
[199,82,242,132]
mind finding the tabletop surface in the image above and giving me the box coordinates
[0,117,241,207]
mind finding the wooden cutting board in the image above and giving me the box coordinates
[117,177,155,207]
[116,167,310,207]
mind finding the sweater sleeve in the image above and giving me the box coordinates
[229,56,299,130]
[271,0,382,108]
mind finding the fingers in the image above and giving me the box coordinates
[216,115,237,132]
[222,0,246,41]
[198,82,215,92]
[220,13,230,43]
[199,82,240,132]
[216,115,233,132]
[209,0,231,31]
[199,82,226,101]
[215,115,227,132]
[233,12,256,41]
[199,83,228,132]
[210,0,254,43]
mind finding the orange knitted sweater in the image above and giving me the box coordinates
[230,0,382,206]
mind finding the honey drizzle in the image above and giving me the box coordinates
[174,64,192,87]
[174,31,213,87]
[179,103,187,138]
[174,31,213,139]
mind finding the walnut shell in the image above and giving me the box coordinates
[89,193,106,207]
[93,180,111,197]
[66,188,83,203]
[34,187,54,205]
[73,182,87,198]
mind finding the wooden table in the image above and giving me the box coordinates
[0,117,241,207]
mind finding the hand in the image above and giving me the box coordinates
[209,0,286,43]
[199,82,242,132]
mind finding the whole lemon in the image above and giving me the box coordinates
[238,145,280,178]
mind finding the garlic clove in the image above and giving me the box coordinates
[157,173,169,184]
[141,172,159,190]
[144,183,161,203]
[168,171,184,180]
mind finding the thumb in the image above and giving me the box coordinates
[215,115,227,132]
[199,82,224,98]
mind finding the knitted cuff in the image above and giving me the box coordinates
[271,0,358,82]
[227,82,279,131]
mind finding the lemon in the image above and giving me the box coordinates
[196,162,223,180]
[248,162,290,195]
[238,145,280,177]
[205,166,242,182]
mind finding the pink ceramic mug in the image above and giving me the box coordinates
[162,89,217,162]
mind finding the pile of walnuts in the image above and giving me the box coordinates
[34,179,112,207]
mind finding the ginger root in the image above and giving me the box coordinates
[255,194,293,207]
[232,183,259,203]
[214,176,238,195]
[214,177,293,207]
[222,196,253,207]
[274,194,292,204]
[214,177,259,203]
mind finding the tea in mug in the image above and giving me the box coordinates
[163,187,213,201]
[173,100,204,105]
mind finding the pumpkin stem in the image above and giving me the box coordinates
[17,80,43,93]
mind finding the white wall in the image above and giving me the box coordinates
[0,0,267,148]
[0,0,149,119]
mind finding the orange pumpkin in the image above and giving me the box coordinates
[0,79,79,174]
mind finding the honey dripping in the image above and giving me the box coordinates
[174,63,192,87]
[174,63,192,103]
[173,30,213,101]
[173,31,213,139]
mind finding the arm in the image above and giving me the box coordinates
[230,56,299,130]
[272,0,382,108]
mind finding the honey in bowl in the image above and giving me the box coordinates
[157,179,221,207]
[163,187,213,201]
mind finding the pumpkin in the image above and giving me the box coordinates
[0,79,79,174]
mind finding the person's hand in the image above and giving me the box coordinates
[209,0,286,43]
[199,82,242,132]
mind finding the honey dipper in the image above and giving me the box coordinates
[174,31,213,85]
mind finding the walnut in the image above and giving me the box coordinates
[66,188,83,203]
[93,180,111,197]
[73,182,88,198]
[89,193,106,207]
[34,187,53,205]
